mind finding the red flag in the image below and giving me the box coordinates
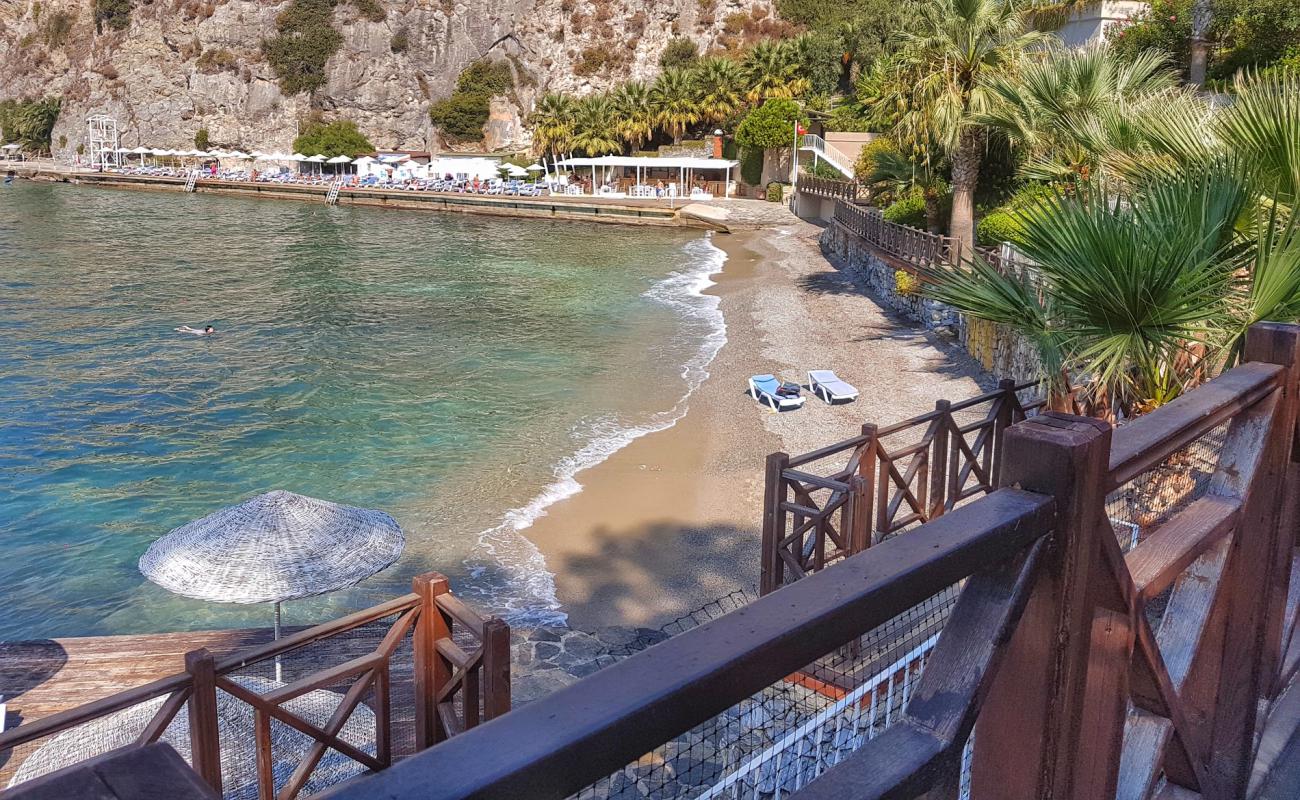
[796,124,808,135]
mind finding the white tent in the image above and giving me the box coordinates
[552,155,738,198]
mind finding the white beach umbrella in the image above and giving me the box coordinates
[526,163,544,172]
[7,675,376,797]
[130,146,150,154]
[139,490,404,654]
[250,150,267,159]
[326,155,352,163]
[306,155,327,162]
[506,164,529,177]
[149,148,169,155]
[291,152,307,160]
[227,150,250,159]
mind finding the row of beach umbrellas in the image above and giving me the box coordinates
[113,147,359,166]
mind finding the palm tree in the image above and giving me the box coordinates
[741,40,810,103]
[862,144,950,233]
[894,0,1052,250]
[530,93,576,158]
[570,95,622,156]
[650,68,700,144]
[612,82,654,152]
[924,160,1300,417]
[978,43,1179,183]
[693,57,747,126]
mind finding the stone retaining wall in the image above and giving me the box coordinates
[819,220,1042,385]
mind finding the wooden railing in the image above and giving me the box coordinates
[321,322,1300,800]
[796,175,862,202]
[0,572,510,800]
[761,378,1044,594]
[833,200,963,269]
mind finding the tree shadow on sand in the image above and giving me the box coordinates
[553,520,759,633]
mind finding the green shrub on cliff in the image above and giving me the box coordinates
[262,0,343,95]
[94,0,132,32]
[429,60,515,143]
[292,119,374,158]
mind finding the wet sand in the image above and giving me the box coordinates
[524,215,992,630]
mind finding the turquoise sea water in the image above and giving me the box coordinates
[0,181,724,640]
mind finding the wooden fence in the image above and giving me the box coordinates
[761,378,1044,595]
[0,573,510,800]
[796,176,862,202]
[323,322,1300,800]
[832,201,963,269]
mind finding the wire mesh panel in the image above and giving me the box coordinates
[570,584,962,800]
[1105,422,1228,555]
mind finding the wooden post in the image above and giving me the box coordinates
[971,412,1112,800]
[992,378,1017,486]
[1207,322,1300,793]
[184,648,223,795]
[930,400,950,521]
[760,452,790,595]
[411,572,447,749]
[482,616,513,721]
[852,424,877,553]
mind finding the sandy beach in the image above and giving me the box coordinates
[524,213,994,631]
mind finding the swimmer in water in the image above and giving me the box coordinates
[176,324,216,336]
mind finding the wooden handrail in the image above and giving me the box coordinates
[215,592,421,671]
[324,489,1056,800]
[0,672,192,751]
[1106,362,1282,490]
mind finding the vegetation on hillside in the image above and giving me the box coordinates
[0,96,62,152]
[93,0,132,33]
[292,119,374,157]
[262,0,388,95]
[1108,0,1300,81]
[428,60,516,143]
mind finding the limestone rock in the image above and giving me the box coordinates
[0,0,769,156]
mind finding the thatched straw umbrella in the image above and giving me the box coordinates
[139,491,404,678]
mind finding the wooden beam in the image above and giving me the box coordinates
[323,489,1055,800]
[973,413,1112,800]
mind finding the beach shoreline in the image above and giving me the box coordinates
[522,215,995,631]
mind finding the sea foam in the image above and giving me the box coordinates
[462,235,728,625]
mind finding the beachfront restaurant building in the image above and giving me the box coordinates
[355,151,503,182]
[551,155,739,199]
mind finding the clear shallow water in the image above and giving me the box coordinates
[0,181,725,640]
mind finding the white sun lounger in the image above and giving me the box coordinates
[749,374,805,411]
[809,370,859,404]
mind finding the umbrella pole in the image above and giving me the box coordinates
[274,601,282,682]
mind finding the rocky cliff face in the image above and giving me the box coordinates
[0,0,767,155]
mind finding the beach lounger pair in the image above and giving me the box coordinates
[748,371,859,411]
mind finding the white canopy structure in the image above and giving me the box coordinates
[551,155,739,198]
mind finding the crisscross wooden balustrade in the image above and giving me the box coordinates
[761,379,1044,594]
[325,322,1300,800]
[0,572,510,800]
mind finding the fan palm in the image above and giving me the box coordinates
[530,93,576,157]
[741,40,811,103]
[612,82,654,151]
[693,57,747,126]
[894,0,1053,249]
[862,145,950,232]
[922,162,1286,417]
[979,43,1179,183]
[570,95,622,156]
[650,68,700,144]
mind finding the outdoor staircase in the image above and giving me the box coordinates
[184,170,198,192]
[325,179,343,205]
[799,134,855,179]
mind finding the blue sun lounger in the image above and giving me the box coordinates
[749,374,805,411]
[808,370,859,404]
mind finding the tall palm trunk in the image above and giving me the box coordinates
[1188,0,1213,86]
[948,128,983,252]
